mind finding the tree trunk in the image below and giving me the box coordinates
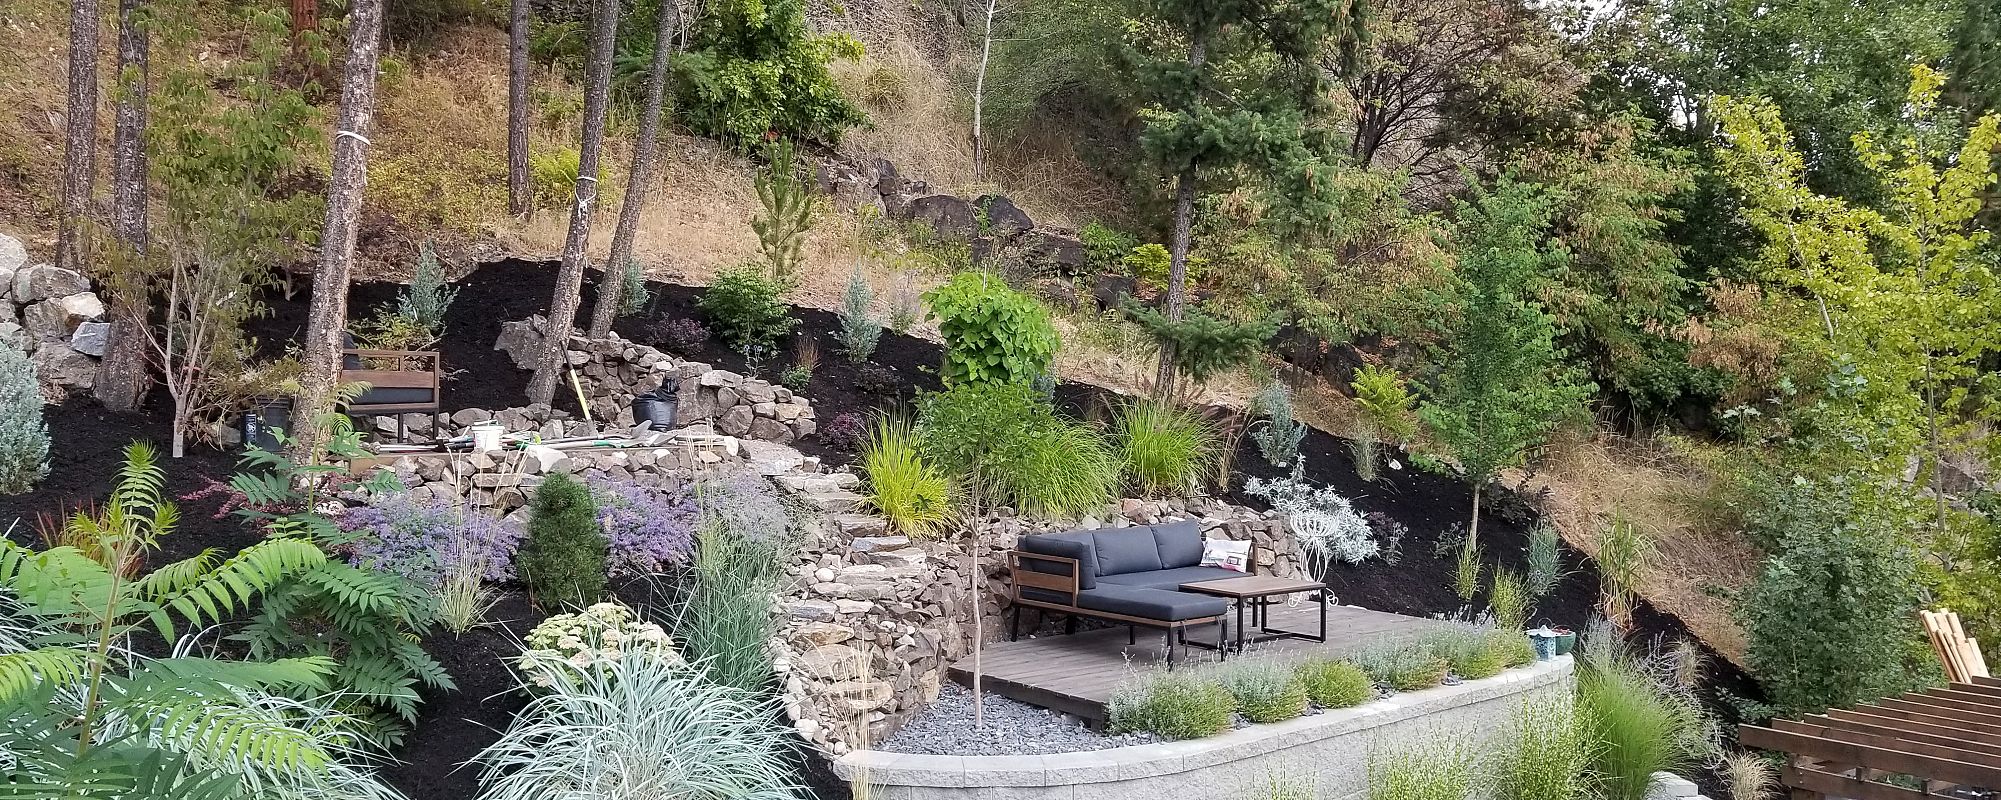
[1151,163,1198,394]
[294,0,385,461]
[526,0,620,406]
[1468,481,1482,552]
[971,0,996,183]
[96,0,150,413]
[58,0,103,273]
[507,0,531,217]
[971,543,984,728]
[586,0,679,338]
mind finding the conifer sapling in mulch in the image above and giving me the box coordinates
[518,473,608,611]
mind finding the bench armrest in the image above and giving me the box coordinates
[1008,550,1080,606]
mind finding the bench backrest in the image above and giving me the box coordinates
[1015,520,1205,586]
[339,349,441,413]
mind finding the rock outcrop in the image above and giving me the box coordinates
[0,232,108,399]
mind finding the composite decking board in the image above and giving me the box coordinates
[949,603,1450,721]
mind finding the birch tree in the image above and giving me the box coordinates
[295,0,385,460]
[526,0,620,406]
[58,0,103,273]
[587,0,684,338]
[95,0,152,413]
[971,0,997,182]
[507,0,531,216]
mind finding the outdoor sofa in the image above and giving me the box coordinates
[1008,520,1247,666]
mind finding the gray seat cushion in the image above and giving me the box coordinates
[1097,566,1247,593]
[1152,520,1204,569]
[1018,531,1099,590]
[1076,584,1226,621]
[1093,529,1164,576]
[354,387,436,405]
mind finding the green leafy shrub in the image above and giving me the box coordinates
[1213,659,1310,722]
[1122,301,1278,386]
[924,272,1059,386]
[838,263,883,362]
[1577,660,1711,800]
[673,0,866,142]
[1490,568,1528,630]
[1123,242,1175,286]
[474,651,801,800]
[1352,642,1449,692]
[1296,657,1375,708]
[699,265,799,357]
[517,474,608,611]
[0,342,49,494]
[1080,221,1140,274]
[1369,738,1473,800]
[1115,399,1217,498]
[862,415,954,537]
[1488,694,1592,800]
[1108,671,1235,740]
[918,382,1118,517]
[1738,479,1927,716]
[1423,625,1505,680]
[1251,380,1306,468]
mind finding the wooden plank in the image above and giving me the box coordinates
[1800,714,2001,758]
[1781,765,1933,800]
[1914,688,2001,712]
[1973,675,2001,689]
[1830,708,2001,746]
[1770,719,2001,767]
[1948,681,2001,700]
[1739,725,2001,787]
[1872,697,2001,728]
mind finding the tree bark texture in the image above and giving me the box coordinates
[507,0,531,217]
[58,0,103,273]
[526,0,620,406]
[586,0,680,338]
[96,0,151,413]
[1151,37,1206,394]
[295,0,385,461]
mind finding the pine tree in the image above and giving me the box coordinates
[527,0,620,405]
[58,0,102,273]
[294,0,386,462]
[517,473,607,610]
[1418,177,1593,553]
[95,0,153,414]
[507,0,532,217]
[0,344,49,495]
[588,0,681,337]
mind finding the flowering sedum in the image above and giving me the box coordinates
[520,602,682,684]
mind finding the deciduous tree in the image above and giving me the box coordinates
[527,0,620,406]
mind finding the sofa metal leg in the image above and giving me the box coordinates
[1218,617,1227,662]
[1010,605,1021,642]
[1065,615,1077,636]
[1166,628,1176,671]
[1128,625,1136,646]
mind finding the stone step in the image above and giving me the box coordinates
[799,489,865,514]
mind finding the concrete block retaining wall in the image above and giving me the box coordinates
[834,656,1575,800]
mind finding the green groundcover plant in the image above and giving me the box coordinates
[1108,671,1235,740]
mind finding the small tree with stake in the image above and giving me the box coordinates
[1418,176,1592,557]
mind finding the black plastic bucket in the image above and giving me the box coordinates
[632,384,679,429]
[243,397,293,452]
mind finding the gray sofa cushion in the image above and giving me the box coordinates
[1152,520,1204,569]
[1093,529,1164,576]
[1097,566,1247,593]
[1018,531,1099,590]
[1076,584,1226,621]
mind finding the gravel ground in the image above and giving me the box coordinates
[880,683,1159,755]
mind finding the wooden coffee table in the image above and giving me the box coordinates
[1179,575,1328,654]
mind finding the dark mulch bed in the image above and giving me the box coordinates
[7,259,1756,800]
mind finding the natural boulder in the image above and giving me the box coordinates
[13,265,90,303]
[69,321,111,357]
[31,344,96,393]
[901,195,978,239]
[974,195,1034,235]
[23,293,104,343]
[0,233,26,296]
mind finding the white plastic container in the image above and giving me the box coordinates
[470,422,504,452]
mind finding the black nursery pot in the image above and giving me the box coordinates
[242,397,293,452]
[633,385,678,429]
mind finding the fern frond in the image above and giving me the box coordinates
[0,542,115,624]
[0,647,90,702]
[142,539,326,639]
[137,656,338,695]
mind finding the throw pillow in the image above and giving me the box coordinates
[1200,538,1251,572]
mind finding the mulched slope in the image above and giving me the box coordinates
[0,259,1755,800]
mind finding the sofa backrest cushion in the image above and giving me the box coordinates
[1152,520,1205,569]
[1018,531,1098,590]
[1093,529,1164,576]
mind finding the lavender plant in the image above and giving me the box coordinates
[696,470,797,548]
[338,492,523,588]
[592,479,701,577]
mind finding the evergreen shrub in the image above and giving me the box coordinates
[0,343,48,494]
[518,474,607,610]
[698,265,798,357]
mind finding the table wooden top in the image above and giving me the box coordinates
[1179,574,1326,597]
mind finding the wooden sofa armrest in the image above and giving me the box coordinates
[1008,550,1080,606]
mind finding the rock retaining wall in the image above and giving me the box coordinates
[832,656,1576,800]
[767,488,1313,756]
[0,232,112,398]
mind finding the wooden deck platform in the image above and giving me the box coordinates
[949,602,1449,723]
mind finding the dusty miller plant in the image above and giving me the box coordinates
[838,262,883,362]
[1245,460,1378,574]
[0,343,49,494]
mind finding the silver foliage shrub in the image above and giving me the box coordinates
[1245,460,1377,572]
[1250,381,1306,467]
[837,263,882,363]
[0,343,48,494]
[395,241,459,338]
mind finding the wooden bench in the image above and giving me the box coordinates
[340,348,441,440]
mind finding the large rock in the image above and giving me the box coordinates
[69,321,111,357]
[0,233,26,297]
[1018,228,1089,274]
[23,293,104,343]
[974,195,1034,235]
[31,344,95,392]
[902,195,978,239]
[13,265,90,303]
[718,404,754,436]
[493,317,545,369]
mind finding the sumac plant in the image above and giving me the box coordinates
[923,272,1058,386]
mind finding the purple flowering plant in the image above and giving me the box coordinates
[592,479,700,577]
[338,492,525,588]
